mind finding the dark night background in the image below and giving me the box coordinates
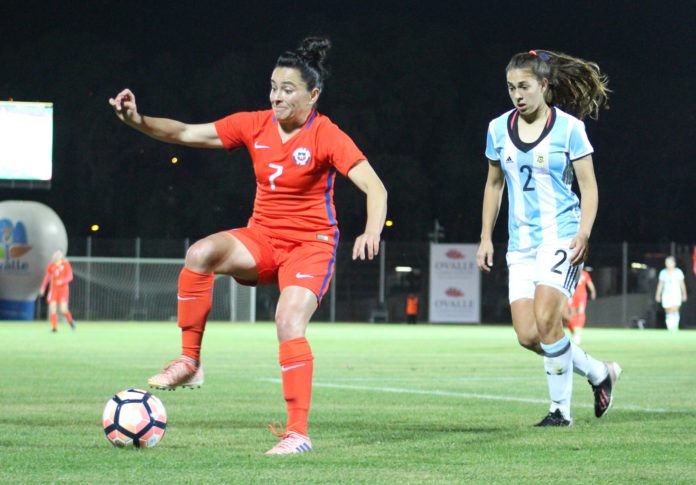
[2,0,694,244]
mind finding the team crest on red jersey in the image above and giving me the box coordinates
[293,147,311,166]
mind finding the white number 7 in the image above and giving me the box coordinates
[268,163,283,190]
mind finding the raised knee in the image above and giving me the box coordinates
[185,240,217,271]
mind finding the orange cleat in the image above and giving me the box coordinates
[148,358,204,390]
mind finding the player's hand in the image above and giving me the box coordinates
[570,232,589,266]
[352,232,380,260]
[109,89,143,126]
[655,295,661,303]
[477,240,494,273]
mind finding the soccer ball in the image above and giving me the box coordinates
[102,389,167,448]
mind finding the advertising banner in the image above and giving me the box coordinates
[429,243,480,323]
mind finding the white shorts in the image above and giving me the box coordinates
[661,293,682,309]
[507,239,582,303]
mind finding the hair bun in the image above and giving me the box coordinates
[298,37,332,65]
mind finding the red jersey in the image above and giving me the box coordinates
[41,259,73,294]
[214,110,366,243]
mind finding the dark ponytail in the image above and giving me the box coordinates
[507,50,610,120]
[276,37,332,91]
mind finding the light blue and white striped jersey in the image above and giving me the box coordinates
[659,268,685,299]
[485,107,593,251]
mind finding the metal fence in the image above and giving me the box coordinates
[52,237,694,328]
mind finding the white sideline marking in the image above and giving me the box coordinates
[259,378,670,414]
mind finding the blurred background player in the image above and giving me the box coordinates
[476,50,621,426]
[110,37,387,455]
[563,268,596,344]
[655,256,687,331]
[39,250,75,332]
[405,293,419,324]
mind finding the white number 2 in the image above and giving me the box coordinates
[268,163,283,190]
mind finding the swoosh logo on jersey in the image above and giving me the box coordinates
[295,272,314,279]
[177,296,198,301]
[281,363,306,372]
[254,141,270,149]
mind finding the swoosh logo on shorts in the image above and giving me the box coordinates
[295,272,314,279]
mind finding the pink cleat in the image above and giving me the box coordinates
[148,358,204,390]
[265,431,313,455]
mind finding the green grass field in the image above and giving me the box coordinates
[1,322,695,484]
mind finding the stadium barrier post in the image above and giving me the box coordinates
[379,240,386,306]
[86,236,92,321]
[230,277,237,322]
[621,241,628,325]
[134,237,141,307]
[250,286,256,323]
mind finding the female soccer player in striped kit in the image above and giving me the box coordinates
[655,256,687,331]
[109,37,387,454]
[476,50,621,426]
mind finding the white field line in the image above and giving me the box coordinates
[259,378,670,414]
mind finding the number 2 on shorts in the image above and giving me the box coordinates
[551,249,567,274]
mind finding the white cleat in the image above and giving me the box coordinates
[265,431,313,455]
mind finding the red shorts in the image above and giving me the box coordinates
[228,226,338,302]
[47,286,69,304]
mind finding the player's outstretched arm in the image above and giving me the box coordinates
[570,155,598,266]
[109,89,223,148]
[347,161,388,261]
[477,160,505,273]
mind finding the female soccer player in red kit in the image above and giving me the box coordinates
[40,250,76,332]
[110,37,387,454]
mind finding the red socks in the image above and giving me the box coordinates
[64,311,74,325]
[50,313,57,331]
[177,266,313,435]
[279,337,314,436]
[177,267,214,363]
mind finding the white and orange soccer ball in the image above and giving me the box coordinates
[102,389,167,448]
